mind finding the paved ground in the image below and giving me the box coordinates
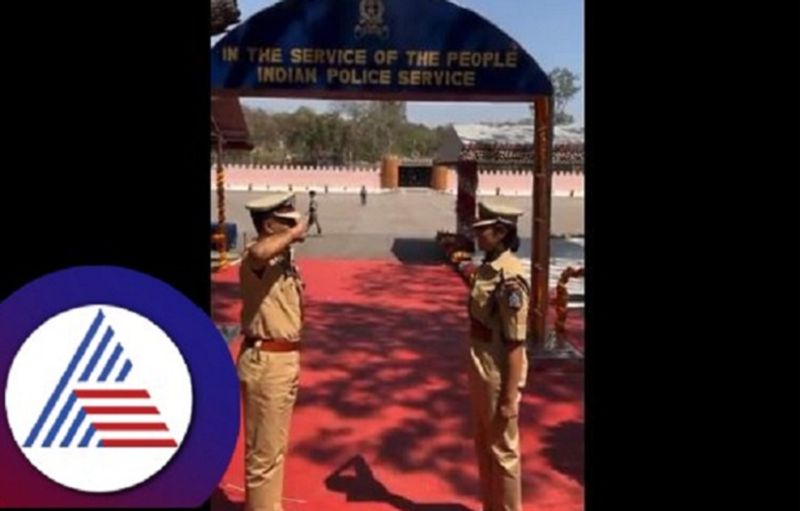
[211,190,584,262]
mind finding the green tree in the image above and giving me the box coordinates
[236,102,462,165]
[549,67,581,125]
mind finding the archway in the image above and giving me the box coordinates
[211,0,555,346]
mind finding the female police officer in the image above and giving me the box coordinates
[467,200,530,511]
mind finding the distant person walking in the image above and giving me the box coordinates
[360,186,367,206]
[308,191,322,235]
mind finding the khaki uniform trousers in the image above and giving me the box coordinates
[467,342,523,511]
[237,346,300,511]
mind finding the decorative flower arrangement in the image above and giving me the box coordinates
[554,266,585,335]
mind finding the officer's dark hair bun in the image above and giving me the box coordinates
[495,224,520,252]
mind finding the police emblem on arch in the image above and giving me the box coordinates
[355,0,389,39]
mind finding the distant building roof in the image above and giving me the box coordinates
[435,122,584,169]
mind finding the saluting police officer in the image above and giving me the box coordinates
[238,192,308,511]
[467,200,530,511]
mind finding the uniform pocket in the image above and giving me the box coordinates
[237,346,266,384]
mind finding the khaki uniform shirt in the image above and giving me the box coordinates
[239,245,305,341]
[468,249,530,388]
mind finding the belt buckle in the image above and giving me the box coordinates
[250,339,263,362]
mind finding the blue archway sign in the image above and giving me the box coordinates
[211,0,553,101]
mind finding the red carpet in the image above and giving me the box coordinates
[212,259,583,511]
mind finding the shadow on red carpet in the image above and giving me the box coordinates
[212,259,584,511]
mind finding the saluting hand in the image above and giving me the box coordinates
[291,216,309,243]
